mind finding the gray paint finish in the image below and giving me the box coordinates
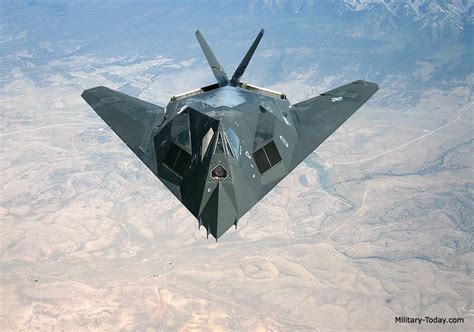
[81,30,378,240]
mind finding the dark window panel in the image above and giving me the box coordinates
[164,143,191,177]
[164,143,180,169]
[264,141,282,166]
[174,148,191,176]
[253,147,271,174]
[215,132,225,153]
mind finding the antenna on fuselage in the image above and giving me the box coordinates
[195,30,229,87]
[230,29,264,86]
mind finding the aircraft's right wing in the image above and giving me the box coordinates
[289,80,378,169]
[82,86,165,173]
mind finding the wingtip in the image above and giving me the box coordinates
[195,29,201,36]
[260,28,265,35]
[355,80,379,91]
[81,86,108,104]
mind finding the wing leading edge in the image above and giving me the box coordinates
[290,80,379,169]
[81,86,165,173]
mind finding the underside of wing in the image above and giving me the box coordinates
[81,86,165,173]
[290,80,378,168]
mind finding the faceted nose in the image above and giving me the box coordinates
[199,182,238,240]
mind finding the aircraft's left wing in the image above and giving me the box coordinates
[289,80,378,169]
[82,86,165,173]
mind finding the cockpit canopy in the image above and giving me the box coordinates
[201,127,240,160]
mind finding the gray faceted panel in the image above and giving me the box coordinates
[81,29,378,240]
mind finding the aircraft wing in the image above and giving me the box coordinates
[289,80,378,168]
[81,86,165,173]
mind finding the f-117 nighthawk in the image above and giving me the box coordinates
[82,29,378,240]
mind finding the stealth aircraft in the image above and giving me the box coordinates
[82,29,378,240]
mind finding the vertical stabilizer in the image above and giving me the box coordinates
[195,30,229,87]
[230,29,264,86]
